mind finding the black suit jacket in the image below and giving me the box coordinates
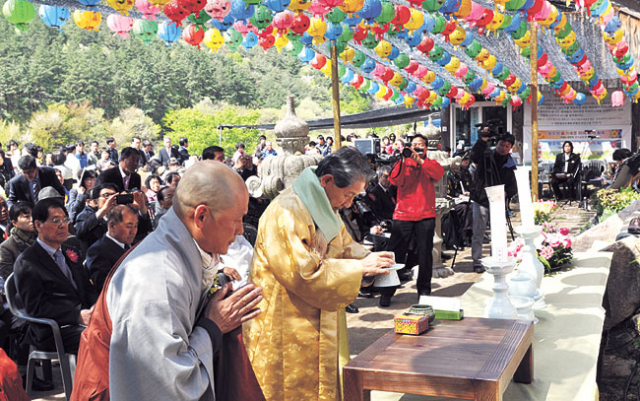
[108,148,119,164]
[14,241,97,347]
[367,184,397,221]
[75,205,108,252]
[158,147,179,167]
[178,147,189,164]
[97,166,142,192]
[552,152,581,178]
[7,167,65,208]
[86,235,125,292]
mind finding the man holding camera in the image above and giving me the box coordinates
[379,134,444,307]
[469,129,518,273]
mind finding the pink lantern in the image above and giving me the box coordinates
[233,20,250,34]
[317,0,344,8]
[612,90,624,107]
[413,86,425,98]
[533,1,551,22]
[482,82,495,95]
[308,0,331,17]
[205,0,231,20]
[511,95,523,109]
[538,61,553,75]
[135,0,161,20]
[576,61,591,74]
[621,72,638,85]
[272,10,294,32]
[455,63,468,78]
[615,40,629,58]
[372,63,387,77]
[413,65,429,78]
[454,90,465,101]
[404,61,419,73]
[464,2,484,23]
[107,14,134,38]
[601,7,615,24]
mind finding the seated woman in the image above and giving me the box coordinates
[551,141,581,200]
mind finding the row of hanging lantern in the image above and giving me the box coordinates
[1,0,637,108]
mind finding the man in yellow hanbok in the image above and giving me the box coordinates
[245,147,394,401]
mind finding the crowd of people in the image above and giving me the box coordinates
[0,128,608,401]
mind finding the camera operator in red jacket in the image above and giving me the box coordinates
[379,134,445,307]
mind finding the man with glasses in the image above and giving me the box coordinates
[378,134,445,307]
[7,155,65,208]
[13,198,98,355]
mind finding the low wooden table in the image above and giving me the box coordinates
[343,318,534,401]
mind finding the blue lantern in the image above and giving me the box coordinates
[395,93,404,105]
[568,48,585,64]
[325,21,343,40]
[469,77,483,91]
[387,45,399,60]
[406,32,422,49]
[38,5,69,31]
[605,16,621,33]
[361,57,376,73]
[367,82,379,94]
[436,52,451,66]
[76,0,101,8]
[441,96,450,108]
[212,14,234,31]
[405,81,416,93]
[264,0,290,12]
[158,21,181,45]
[461,30,474,47]
[505,12,522,34]
[431,76,444,90]
[243,31,258,49]
[422,13,435,33]
[573,92,586,106]
[299,47,315,62]
[229,0,254,21]
[341,69,354,84]
[343,14,363,26]
[492,62,504,76]
[440,0,461,14]
[489,88,500,98]
[359,0,382,23]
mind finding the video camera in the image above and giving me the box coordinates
[475,119,505,144]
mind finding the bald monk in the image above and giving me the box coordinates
[71,161,264,401]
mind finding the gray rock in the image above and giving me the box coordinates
[601,236,640,331]
[573,199,640,252]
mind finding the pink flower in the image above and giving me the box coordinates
[562,238,572,248]
[539,246,554,259]
[65,249,79,263]
[560,227,570,236]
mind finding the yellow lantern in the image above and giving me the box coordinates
[508,78,522,93]
[580,67,595,81]
[494,91,506,103]
[307,17,326,40]
[460,92,470,104]
[514,31,531,48]
[374,40,393,59]
[603,29,623,46]
[427,91,437,103]
[445,57,460,73]
[540,5,557,27]
[553,13,567,33]
[453,0,471,19]
[204,28,224,53]
[274,35,289,53]
[555,31,575,48]
[405,9,424,32]
[339,0,364,14]
[479,78,488,90]
[449,26,466,47]
[559,85,571,96]
[486,12,504,34]
[340,47,355,63]
[389,72,403,87]
[404,96,415,107]
[288,0,311,13]
[475,48,490,62]
[423,71,436,83]
[480,55,497,70]
[73,10,101,31]
[148,0,170,5]
[106,0,134,15]
[376,85,387,99]
[321,62,332,77]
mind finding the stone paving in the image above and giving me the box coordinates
[31,203,595,401]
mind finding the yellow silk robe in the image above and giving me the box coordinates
[244,187,369,401]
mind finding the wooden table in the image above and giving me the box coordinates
[343,318,534,401]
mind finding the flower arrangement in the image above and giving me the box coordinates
[590,187,640,218]
[507,222,573,275]
[533,200,557,225]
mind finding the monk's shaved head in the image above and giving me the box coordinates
[173,161,247,220]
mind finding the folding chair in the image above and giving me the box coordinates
[4,274,75,400]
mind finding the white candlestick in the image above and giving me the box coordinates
[515,168,535,227]
[485,185,508,262]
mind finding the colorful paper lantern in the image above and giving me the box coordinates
[107,14,134,38]
[73,10,102,31]
[135,0,161,19]
[106,0,135,15]
[3,0,36,32]
[205,0,231,19]
[38,5,69,31]
[133,19,158,44]
[158,20,181,45]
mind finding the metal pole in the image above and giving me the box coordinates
[330,41,342,148]
[530,22,539,201]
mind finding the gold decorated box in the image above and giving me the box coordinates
[394,313,429,335]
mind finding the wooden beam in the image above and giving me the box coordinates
[530,22,539,201]
[330,42,342,148]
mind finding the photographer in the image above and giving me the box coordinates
[379,134,444,307]
[469,130,517,273]
[551,141,581,200]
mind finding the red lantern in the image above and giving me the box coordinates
[537,53,548,68]
[465,95,476,108]
[352,25,367,44]
[447,86,458,98]
[503,73,516,87]
[526,0,544,18]
[390,5,410,30]
[310,53,327,69]
[381,68,395,82]
[575,53,588,67]
[404,60,419,73]
[383,87,394,101]
[615,40,629,58]
[259,34,275,51]
[476,8,493,27]
[351,74,364,89]
[317,0,344,8]
[413,86,424,98]
[442,20,457,36]
[372,22,390,40]
[258,24,274,38]
[163,0,189,26]
[419,88,430,100]
[416,37,434,54]
[290,14,309,34]
[182,24,204,48]
[178,0,205,17]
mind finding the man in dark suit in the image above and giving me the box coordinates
[13,198,98,354]
[86,205,138,292]
[97,147,142,191]
[178,137,190,165]
[141,140,154,167]
[366,165,397,222]
[7,156,65,208]
[158,137,179,167]
[551,140,581,200]
[106,138,119,164]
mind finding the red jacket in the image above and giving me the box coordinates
[389,156,444,221]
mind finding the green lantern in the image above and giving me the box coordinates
[561,41,579,56]
[431,14,446,34]
[352,50,366,67]
[555,21,572,39]
[500,14,512,30]
[463,71,476,85]
[390,90,399,102]
[505,0,526,11]
[428,44,444,61]
[288,40,303,57]
[362,32,379,49]
[376,1,395,24]
[438,81,451,96]
[432,95,443,108]
[133,19,158,45]
[225,28,243,51]
[394,53,410,69]
[510,20,528,40]
[520,46,531,58]
[464,40,482,58]
[338,64,346,78]
[361,79,371,91]
[495,67,510,81]
[338,24,354,42]
[250,5,273,30]
[326,7,346,24]
[2,0,36,33]
[335,40,347,54]
[520,87,531,99]
[397,78,408,91]
[188,11,211,31]
[422,0,445,12]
